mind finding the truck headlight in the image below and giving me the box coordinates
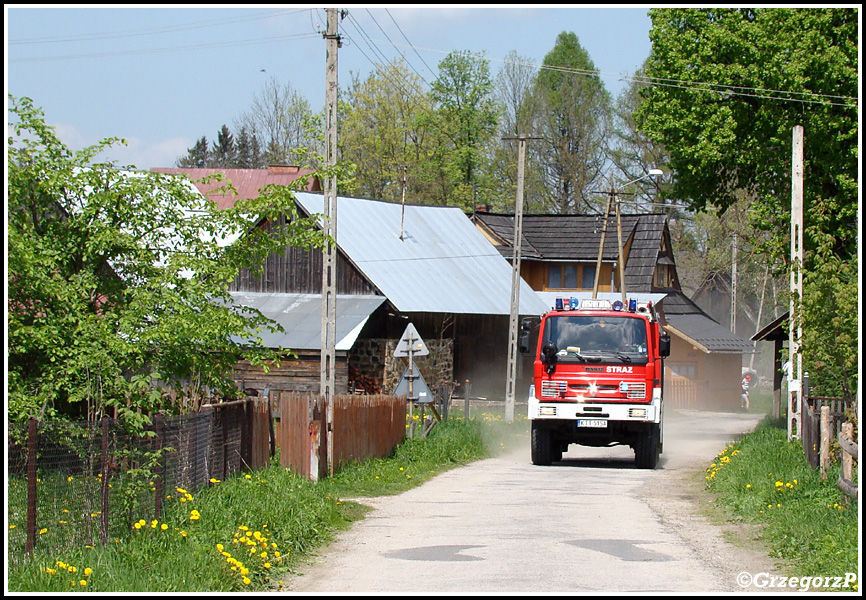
[629,408,647,418]
[539,406,557,416]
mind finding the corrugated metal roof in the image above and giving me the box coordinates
[151,167,320,210]
[294,193,549,316]
[227,292,385,351]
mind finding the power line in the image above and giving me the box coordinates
[9,32,319,63]
[384,8,436,79]
[364,8,430,87]
[9,8,311,44]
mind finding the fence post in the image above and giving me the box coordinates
[154,414,165,519]
[100,415,111,546]
[819,405,830,480]
[464,379,471,419]
[25,418,38,558]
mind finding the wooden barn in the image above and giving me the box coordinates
[151,166,548,401]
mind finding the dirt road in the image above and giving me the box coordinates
[285,410,784,593]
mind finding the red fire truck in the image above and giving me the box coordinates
[521,297,670,469]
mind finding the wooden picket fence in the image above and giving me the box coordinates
[274,392,406,481]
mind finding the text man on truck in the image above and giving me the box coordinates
[520,297,671,469]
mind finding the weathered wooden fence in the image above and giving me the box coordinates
[801,396,854,469]
[837,422,858,500]
[274,392,406,481]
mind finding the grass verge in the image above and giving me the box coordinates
[6,411,528,592]
[703,415,858,592]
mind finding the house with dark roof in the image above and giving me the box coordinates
[472,209,754,410]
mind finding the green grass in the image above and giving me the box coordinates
[704,415,859,592]
[7,412,528,592]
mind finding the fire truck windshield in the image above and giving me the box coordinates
[542,315,649,364]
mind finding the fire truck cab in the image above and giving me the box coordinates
[522,297,670,469]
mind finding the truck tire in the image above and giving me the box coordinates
[531,422,553,466]
[634,423,660,469]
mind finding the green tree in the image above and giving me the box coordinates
[425,50,500,209]
[638,8,858,397]
[339,60,433,202]
[211,124,236,168]
[7,96,326,423]
[532,32,612,213]
[177,135,210,168]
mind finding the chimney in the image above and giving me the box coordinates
[268,164,300,174]
[474,204,491,213]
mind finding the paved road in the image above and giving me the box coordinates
[286,410,778,593]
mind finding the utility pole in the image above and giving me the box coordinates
[503,135,538,423]
[731,232,738,334]
[399,165,408,240]
[614,190,627,304]
[321,7,341,476]
[592,190,612,299]
[788,125,804,441]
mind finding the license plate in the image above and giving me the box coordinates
[577,419,607,428]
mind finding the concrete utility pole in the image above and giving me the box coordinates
[614,190,627,304]
[731,232,738,334]
[788,125,804,441]
[321,7,341,475]
[592,191,612,299]
[503,135,538,423]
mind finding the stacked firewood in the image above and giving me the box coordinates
[349,365,382,395]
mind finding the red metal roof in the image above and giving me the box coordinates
[151,166,321,210]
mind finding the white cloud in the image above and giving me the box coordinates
[51,122,191,171]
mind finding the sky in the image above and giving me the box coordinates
[6,5,654,171]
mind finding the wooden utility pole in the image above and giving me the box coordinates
[592,190,612,299]
[788,125,804,441]
[320,7,341,476]
[503,135,538,423]
[614,190,627,304]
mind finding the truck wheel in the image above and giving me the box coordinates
[635,424,660,469]
[531,422,553,466]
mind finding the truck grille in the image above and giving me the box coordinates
[625,382,646,399]
[541,380,567,397]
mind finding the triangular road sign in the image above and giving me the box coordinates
[393,323,429,357]
[393,365,433,403]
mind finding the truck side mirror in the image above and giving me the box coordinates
[519,330,530,354]
[659,333,671,358]
[541,341,558,364]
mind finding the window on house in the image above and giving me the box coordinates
[547,264,596,290]
[581,264,596,289]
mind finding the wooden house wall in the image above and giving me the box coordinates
[229,216,378,295]
[231,353,349,396]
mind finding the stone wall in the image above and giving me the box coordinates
[349,338,454,397]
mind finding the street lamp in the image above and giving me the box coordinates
[592,169,664,301]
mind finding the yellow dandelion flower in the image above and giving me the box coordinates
[264,562,271,569]
[209,478,220,483]
[217,543,224,552]
[746,484,751,489]
[38,528,48,535]
[160,523,168,531]
[79,580,87,587]
[245,474,252,479]
[180,530,187,537]
[84,568,92,576]
[44,568,57,575]
[242,577,251,585]
[260,551,268,559]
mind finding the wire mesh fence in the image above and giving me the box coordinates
[7,402,255,556]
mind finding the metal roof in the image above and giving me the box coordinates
[151,167,320,210]
[294,193,549,316]
[226,292,385,351]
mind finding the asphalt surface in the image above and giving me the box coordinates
[285,410,779,594]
